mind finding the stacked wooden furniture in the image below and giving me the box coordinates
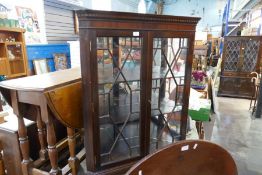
[0,27,28,78]
[209,37,220,67]
[0,68,84,175]
[193,45,208,71]
[77,10,200,174]
[218,36,262,98]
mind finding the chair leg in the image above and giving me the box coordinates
[195,121,204,140]
[0,94,3,112]
[0,150,5,175]
[67,128,80,175]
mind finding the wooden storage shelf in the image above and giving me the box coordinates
[0,27,28,78]
[9,58,24,62]
[5,42,22,45]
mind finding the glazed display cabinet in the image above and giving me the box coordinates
[0,27,28,78]
[77,10,200,174]
[218,36,262,98]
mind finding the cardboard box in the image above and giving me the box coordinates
[189,99,211,121]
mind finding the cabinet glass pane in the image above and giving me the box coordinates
[150,38,188,152]
[6,44,25,74]
[242,39,260,72]
[224,40,241,72]
[97,37,142,165]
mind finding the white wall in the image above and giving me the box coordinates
[1,0,47,44]
[111,0,138,13]
[232,0,250,18]
[68,41,80,68]
[163,0,227,33]
[89,0,139,12]
[92,0,111,11]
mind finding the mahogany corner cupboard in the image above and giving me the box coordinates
[77,10,200,174]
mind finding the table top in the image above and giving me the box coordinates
[0,67,81,92]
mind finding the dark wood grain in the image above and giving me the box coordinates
[0,141,4,175]
[126,140,238,175]
[77,9,200,174]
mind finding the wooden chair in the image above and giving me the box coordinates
[126,140,238,175]
[0,141,5,175]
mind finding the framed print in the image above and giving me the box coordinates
[54,53,68,71]
[33,59,49,75]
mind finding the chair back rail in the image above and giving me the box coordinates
[126,140,238,175]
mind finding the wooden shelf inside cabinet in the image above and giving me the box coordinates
[77,9,200,174]
[0,27,25,33]
[0,27,28,78]
[8,58,24,62]
[5,42,23,45]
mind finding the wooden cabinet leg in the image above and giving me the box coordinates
[67,128,80,175]
[11,90,32,175]
[36,107,48,160]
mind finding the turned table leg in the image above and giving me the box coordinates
[46,117,61,175]
[11,90,32,175]
[36,107,48,160]
[40,102,61,175]
[67,127,80,175]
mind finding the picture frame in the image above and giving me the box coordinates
[53,53,68,71]
[33,59,49,75]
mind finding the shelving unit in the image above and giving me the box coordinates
[0,27,28,78]
[77,10,200,174]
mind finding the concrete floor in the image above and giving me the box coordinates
[206,97,262,175]
[78,97,262,174]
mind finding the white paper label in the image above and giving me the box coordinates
[133,32,140,36]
